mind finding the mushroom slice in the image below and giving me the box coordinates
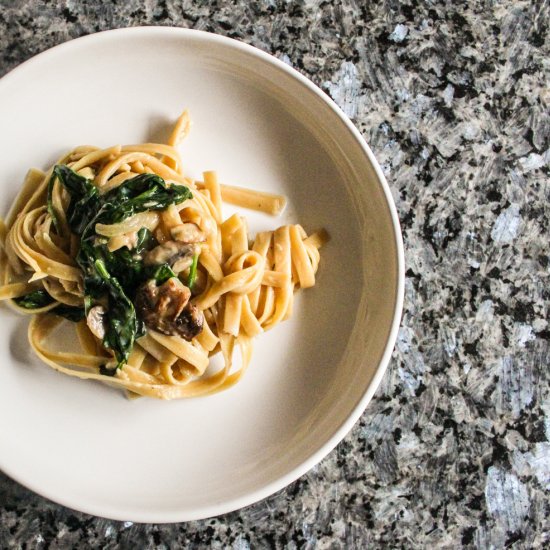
[171,223,205,243]
[87,305,106,340]
[143,241,197,267]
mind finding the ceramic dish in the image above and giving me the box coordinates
[0,27,404,522]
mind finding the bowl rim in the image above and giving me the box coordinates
[0,26,405,523]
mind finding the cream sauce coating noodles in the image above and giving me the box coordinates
[0,111,327,399]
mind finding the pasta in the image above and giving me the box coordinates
[0,111,327,399]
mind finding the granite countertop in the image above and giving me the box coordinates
[1,1,548,548]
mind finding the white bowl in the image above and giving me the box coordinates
[0,27,404,522]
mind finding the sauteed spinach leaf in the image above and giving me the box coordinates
[14,289,84,321]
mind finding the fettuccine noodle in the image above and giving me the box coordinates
[0,111,327,399]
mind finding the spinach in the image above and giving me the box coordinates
[14,290,84,321]
[187,252,199,290]
[93,259,142,368]
[51,166,193,369]
[50,166,101,236]
[96,229,159,292]
[100,246,144,294]
[135,227,156,252]
[47,174,61,233]
[53,304,85,322]
[148,264,176,285]
[14,289,54,309]
[99,364,118,377]
[52,168,192,239]
[98,173,192,225]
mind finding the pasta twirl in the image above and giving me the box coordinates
[0,111,327,399]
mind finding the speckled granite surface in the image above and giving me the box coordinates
[0,1,548,548]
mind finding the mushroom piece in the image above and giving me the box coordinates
[143,241,197,273]
[171,223,205,243]
[86,305,106,340]
[135,277,203,340]
[173,302,204,341]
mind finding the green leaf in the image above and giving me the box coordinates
[47,173,61,233]
[52,165,101,236]
[93,259,139,368]
[99,364,117,377]
[100,174,192,225]
[52,304,85,322]
[13,290,85,322]
[14,290,54,309]
[135,227,156,253]
[187,252,199,290]
[148,263,176,285]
